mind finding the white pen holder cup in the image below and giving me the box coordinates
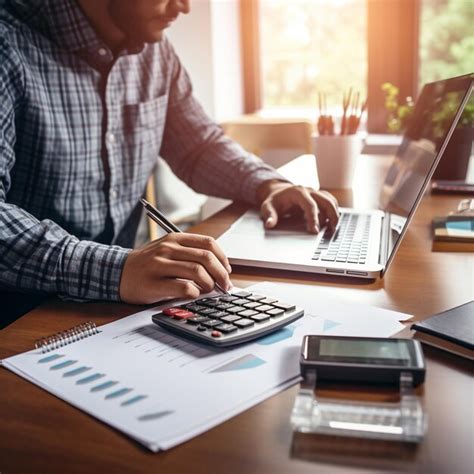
[312,134,364,189]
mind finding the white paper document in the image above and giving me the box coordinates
[2,282,410,451]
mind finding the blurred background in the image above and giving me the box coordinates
[141,0,473,242]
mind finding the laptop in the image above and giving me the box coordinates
[218,74,473,279]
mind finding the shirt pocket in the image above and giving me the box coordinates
[121,94,168,162]
[122,93,168,134]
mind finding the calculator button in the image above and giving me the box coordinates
[272,302,296,311]
[211,331,222,338]
[163,307,184,317]
[215,324,238,334]
[243,302,261,309]
[207,309,224,317]
[231,291,251,298]
[246,294,266,301]
[232,298,251,306]
[183,304,206,312]
[220,314,241,323]
[201,300,221,308]
[198,308,218,316]
[254,304,274,312]
[234,318,254,328]
[209,311,229,319]
[172,310,195,320]
[238,309,259,318]
[250,313,270,323]
[226,306,246,314]
[186,316,209,325]
[266,308,285,317]
[219,295,239,303]
[202,320,221,328]
[216,303,234,310]
[197,325,207,332]
[196,298,214,304]
[259,297,278,305]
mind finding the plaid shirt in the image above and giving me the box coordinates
[0,0,285,302]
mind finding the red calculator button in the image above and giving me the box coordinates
[163,307,183,317]
[211,331,222,338]
[173,310,195,320]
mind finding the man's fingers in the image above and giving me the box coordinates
[302,189,321,233]
[166,233,232,273]
[311,190,339,230]
[261,200,279,228]
[120,234,230,304]
[294,189,320,233]
[319,189,339,211]
[159,245,231,291]
[156,258,217,293]
[157,279,201,301]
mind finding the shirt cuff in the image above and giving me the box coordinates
[58,239,132,302]
[239,154,291,205]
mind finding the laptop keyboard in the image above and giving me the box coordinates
[313,213,370,264]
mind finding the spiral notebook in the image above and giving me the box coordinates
[1,282,410,451]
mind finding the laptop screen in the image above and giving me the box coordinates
[378,74,473,273]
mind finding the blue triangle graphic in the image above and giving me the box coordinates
[257,326,295,345]
[323,319,341,332]
[210,354,266,373]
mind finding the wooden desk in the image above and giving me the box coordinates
[1,155,473,473]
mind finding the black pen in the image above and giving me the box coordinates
[140,198,230,295]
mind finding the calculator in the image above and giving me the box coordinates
[152,290,304,347]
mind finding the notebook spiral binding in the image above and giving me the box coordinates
[35,321,99,353]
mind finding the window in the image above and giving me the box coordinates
[259,0,367,113]
[242,0,473,132]
[419,0,474,87]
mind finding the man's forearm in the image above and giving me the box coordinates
[0,203,131,301]
[163,125,290,205]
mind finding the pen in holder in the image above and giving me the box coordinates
[314,89,367,189]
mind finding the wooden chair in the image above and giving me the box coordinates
[220,116,314,158]
[144,174,159,241]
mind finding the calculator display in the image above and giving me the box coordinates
[301,336,425,385]
[311,338,415,366]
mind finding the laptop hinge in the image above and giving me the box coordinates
[378,212,391,267]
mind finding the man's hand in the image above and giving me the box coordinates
[256,180,339,234]
[119,233,232,304]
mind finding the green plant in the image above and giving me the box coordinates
[381,82,415,133]
[458,102,474,128]
[382,82,473,136]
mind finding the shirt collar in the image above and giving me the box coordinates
[8,0,144,64]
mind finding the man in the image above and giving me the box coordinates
[0,0,338,307]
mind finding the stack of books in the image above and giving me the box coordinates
[432,216,474,252]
